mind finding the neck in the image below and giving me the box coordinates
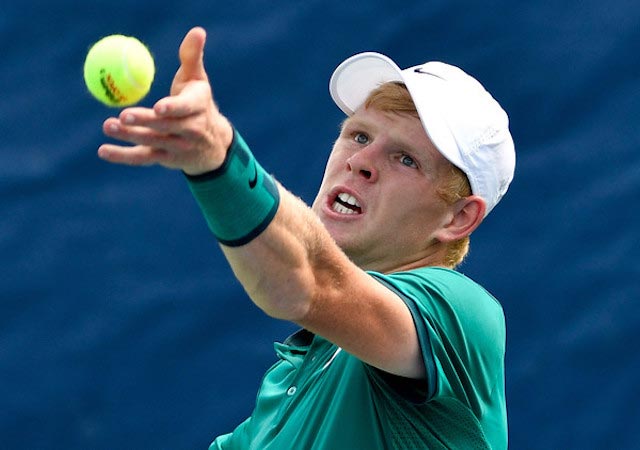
[353,243,453,274]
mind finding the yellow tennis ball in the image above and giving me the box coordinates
[83,34,155,107]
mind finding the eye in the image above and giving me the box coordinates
[354,132,369,145]
[400,154,418,168]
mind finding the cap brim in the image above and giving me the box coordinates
[329,52,403,115]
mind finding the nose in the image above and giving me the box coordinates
[346,146,379,182]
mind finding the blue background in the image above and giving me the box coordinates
[1,1,639,448]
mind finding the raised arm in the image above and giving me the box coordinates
[99,27,425,379]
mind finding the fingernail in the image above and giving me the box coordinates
[157,105,167,115]
[108,123,119,132]
[124,114,135,124]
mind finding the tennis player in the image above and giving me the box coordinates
[100,27,515,449]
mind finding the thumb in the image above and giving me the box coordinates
[172,27,208,94]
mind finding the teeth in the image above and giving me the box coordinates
[332,202,358,214]
[337,193,360,208]
[331,192,361,215]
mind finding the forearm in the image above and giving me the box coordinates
[221,186,345,320]
[186,130,350,321]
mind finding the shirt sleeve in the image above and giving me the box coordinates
[367,268,506,409]
[368,272,439,403]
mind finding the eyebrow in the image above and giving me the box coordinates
[340,116,358,131]
[340,116,377,135]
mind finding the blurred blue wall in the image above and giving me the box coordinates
[1,1,638,448]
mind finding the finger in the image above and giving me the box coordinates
[117,107,158,126]
[179,27,207,80]
[116,107,181,134]
[103,117,185,149]
[99,107,160,135]
[107,83,212,135]
[171,27,208,96]
[97,143,166,166]
[154,80,212,118]
[103,116,152,140]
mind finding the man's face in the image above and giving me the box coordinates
[312,106,455,273]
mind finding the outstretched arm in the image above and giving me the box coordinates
[99,27,425,380]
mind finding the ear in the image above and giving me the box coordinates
[434,195,486,243]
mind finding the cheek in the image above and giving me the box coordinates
[312,154,341,209]
[324,148,347,173]
[317,150,347,188]
[384,187,446,229]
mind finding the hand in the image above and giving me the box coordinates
[98,27,233,175]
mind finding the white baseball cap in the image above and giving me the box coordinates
[329,52,515,217]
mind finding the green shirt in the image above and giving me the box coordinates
[210,267,507,449]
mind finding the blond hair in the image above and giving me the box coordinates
[364,82,471,268]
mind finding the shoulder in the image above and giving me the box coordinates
[369,267,501,307]
[368,267,505,342]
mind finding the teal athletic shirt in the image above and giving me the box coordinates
[210,267,507,449]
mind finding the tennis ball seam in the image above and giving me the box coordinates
[122,38,149,91]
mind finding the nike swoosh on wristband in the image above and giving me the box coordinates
[248,163,258,189]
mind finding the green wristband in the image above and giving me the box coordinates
[185,129,280,247]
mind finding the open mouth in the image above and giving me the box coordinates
[331,192,362,215]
